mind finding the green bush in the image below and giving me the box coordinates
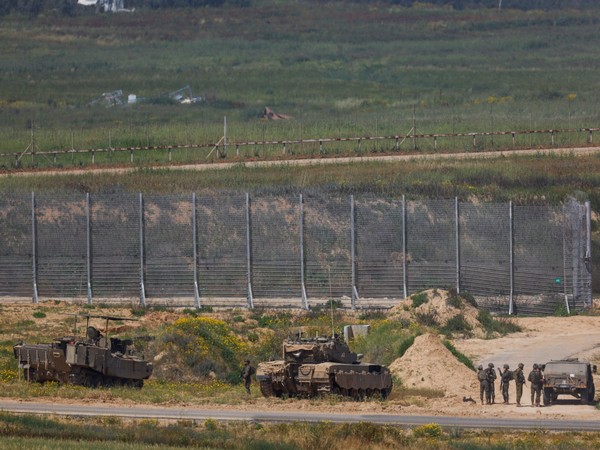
[477,310,522,337]
[32,311,46,319]
[411,292,429,308]
[441,315,472,337]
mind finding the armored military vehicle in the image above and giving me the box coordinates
[256,335,392,399]
[13,314,152,388]
[542,359,595,405]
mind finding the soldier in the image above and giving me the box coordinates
[241,359,255,394]
[486,363,497,405]
[527,363,544,407]
[514,362,526,407]
[499,364,513,404]
[477,364,488,405]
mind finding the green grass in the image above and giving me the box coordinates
[2,412,600,449]
[1,3,600,168]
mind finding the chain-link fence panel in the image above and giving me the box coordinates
[513,205,565,315]
[90,193,140,298]
[0,193,32,297]
[197,194,246,299]
[563,198,592,311]
[406,199,456,294]
[355,196,404,303]
[459,202,511,313]
[36,192,87,298]
[304,194,352,302]
[250,195,301,304]
[144,194,194,300]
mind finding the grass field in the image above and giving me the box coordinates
[1,2,600,167]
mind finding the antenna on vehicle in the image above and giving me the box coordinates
[330,299,335,338]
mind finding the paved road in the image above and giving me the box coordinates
[1,400,599,431]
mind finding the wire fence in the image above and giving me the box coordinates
[0,192,592,315]
[2,127,599,168]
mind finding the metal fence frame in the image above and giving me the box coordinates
[0,192,592,314]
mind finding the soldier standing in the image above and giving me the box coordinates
[241,359,255,394]
[486,363,497,404]
[514,362,526,407]
[527,363,543,407]
[477,364,488,405]
[499,364,513,404]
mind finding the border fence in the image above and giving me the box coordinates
[2,126,599,167]
[0,192,592,315]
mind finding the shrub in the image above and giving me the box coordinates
[396,334,419,359]
[411,292,429,308]
[159,317,249,381]
[415,309,438,327]
[441,315,472,337]
[461,291,478,308]
[477,310,521,336]
[32,311,46,319]
[413,423,443,438]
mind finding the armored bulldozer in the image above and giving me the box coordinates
[256,335,392,399]
[542,359,595,405]
[13,314,152,388]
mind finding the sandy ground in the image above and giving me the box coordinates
[2,300,600,422]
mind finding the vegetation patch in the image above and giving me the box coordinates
[442,340,476,372]
[477,310,522,337]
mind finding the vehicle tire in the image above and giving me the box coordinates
[580,388,589,404]
[259,380,274,397]
[543,388,553,406]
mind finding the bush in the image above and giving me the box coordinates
[477,310,522,336]
[413,423,443,438]
[32,311,46,319]
[441,314,472,337]
[411,292,429,308]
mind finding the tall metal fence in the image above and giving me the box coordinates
[0,192,592,315]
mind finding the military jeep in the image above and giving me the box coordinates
[542,359,595,405]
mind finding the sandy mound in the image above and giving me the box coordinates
[389,289,484,338]
[389,333,479,403]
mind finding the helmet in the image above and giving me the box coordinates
[478,365,483,370]
[503,364,509,369]
[244,359,250,364]
[488,363,494,368]
[533,363,538,369]
[518,363,524,369]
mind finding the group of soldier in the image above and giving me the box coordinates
[477,362,545,407]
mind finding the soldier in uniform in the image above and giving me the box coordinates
[499,364,513,404]
[514,362,526,407]
[241,359,255,394]
[527,363,544,407]
[477,364,488,405]
[486,362,497,404]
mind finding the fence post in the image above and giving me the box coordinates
[299,194,308,309]
[192,192,201,308]
[86,193,92,305]
[551,130,555,146]
[350,195,359,309]
[139,193,147,307]
[246,193,254,309]
[589,129,593,144]
[455,197,461,294]
[402,195,408,300]
[585,201,592,307]
[31,192,39,304]
[508,201,514,315]
[512,132,515,147]
[562,203,571,315]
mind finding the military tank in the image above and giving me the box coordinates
[13,314,153,388]
[256,335,392,399]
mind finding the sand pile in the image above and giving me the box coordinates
[389,333,479,403]
[389,289,484,338]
